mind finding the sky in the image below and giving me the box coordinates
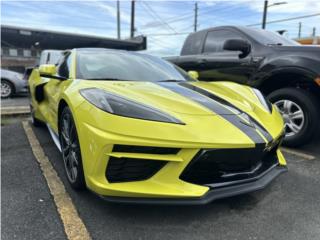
[1,0,320,56]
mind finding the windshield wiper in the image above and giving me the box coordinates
[157,79,184,82]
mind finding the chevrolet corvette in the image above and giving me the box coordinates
[28,48,287,204]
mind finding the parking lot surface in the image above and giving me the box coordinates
[1,96,30,108]
[2,122,320,240]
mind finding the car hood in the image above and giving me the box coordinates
[78,80,259,116]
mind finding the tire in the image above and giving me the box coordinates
[30,105,43,127]
[268,88,319,147]
[1,80,14,98]
[59,106,86,190]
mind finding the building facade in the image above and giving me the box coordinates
[1,25,147,73]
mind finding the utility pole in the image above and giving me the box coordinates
[262,0,268,29]
[262,1,287,29]
[117,0,121,39]
[194,2,198,32]
[130,0,135,38]
[298,22,301,39]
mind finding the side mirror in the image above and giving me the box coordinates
[223,39,251,58]
[39,64,67,80]
[39,64,57,76]
[188,70,199,79]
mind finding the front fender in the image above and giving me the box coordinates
[254,57,319,89]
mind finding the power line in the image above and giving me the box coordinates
[247,13,320,27]
[140,1,177,33]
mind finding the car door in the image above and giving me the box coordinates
[197,29,256,85]
[44,53,71,131]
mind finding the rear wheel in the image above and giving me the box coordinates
[59,107,86,190]
[268,88,319,147]
[1,80,14,98]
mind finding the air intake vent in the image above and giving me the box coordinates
[112,145,180,155]
[180,144,279,186]
[106,157,167,183]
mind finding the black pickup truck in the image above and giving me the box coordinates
[166,26,320,147]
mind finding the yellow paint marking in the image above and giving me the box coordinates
[281,147,315,160]
[22,121,91,240]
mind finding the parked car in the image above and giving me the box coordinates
[166,26,320,147]
[1,69,28,98]
[28,48,286,204]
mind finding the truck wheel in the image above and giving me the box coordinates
[268,88,319,147]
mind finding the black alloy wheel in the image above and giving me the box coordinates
[59,107,85,189]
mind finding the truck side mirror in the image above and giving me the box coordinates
[188,71,199,79]
[223,39,251,58]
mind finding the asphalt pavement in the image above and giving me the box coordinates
[1,95,30,108]
[2,122,320,240]
[1,124,67,240]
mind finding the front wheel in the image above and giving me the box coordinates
[59,107,86,190]
[268,88,319,147]
[1,80,14,98]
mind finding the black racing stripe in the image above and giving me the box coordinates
[157,82,266,144]
[179,82,273,143]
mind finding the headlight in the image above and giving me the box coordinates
[252,88,272,113]
[80,88,184,124]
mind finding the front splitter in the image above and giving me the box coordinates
[99,166,287,205]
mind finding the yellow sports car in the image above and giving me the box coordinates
[29,48,287,204]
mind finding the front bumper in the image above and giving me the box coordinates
[15,81,29,94]
[74,101,286,202]
[78,120,286,201]
[100,165,287,205]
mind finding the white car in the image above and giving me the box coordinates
[1,69,28,98]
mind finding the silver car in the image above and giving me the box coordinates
[1,69,28,98]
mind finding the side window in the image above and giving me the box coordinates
[181,33,204,55]
[203,30,244,53]
[58,54,71,78]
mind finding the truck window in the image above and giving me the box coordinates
[48,51,63,65]
[181,31,207,55]
[39,52,48,65]
[203,30,244,53]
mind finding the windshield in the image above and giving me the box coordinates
[76,50,193,82]
[244,28,300,46]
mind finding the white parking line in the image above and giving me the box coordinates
[281,147,315,160]
[1,106,30,116]
[22,121,91,240]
